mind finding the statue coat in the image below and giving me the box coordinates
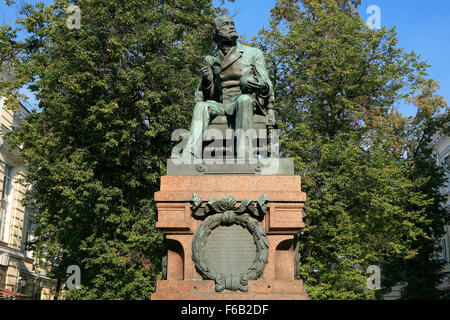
[183,43,273,159]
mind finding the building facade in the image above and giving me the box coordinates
[430,133,450,291]
[0,95,56,300]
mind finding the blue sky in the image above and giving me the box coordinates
[2,1,449,117]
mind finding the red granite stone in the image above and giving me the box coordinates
[151,280,308,300]
[151,174,308,300]
[154,175,306,202]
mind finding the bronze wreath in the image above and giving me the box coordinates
[192,211,269,292]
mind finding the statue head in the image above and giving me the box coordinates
[212,15,239,45]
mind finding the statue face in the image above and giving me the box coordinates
[214,16,238,43]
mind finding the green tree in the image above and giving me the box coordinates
[3,0,223,299]
[380,79,449,299]
[255,0,449,299]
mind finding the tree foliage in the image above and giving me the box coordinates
[254,0,450,299]
[3,0,222,299]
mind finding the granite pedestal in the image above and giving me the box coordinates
[151,160,308,300]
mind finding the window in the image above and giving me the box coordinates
[0,209,4,241]
[1,165,13,201]
[0,266,6,289]
[440,237,448,262]
[444,155,450,194]
[23,208,36,259]
[0,165,14,241]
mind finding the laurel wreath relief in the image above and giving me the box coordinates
[191,195,269,292]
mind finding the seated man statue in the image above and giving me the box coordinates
[182,15,273,160]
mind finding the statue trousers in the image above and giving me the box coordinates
[182,94,255,159]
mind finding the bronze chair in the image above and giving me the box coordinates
[195,91,277,159]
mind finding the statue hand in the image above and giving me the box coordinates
[246,79,267,93]
[200,66,213,85]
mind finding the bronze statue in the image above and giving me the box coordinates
[182,15,274,160]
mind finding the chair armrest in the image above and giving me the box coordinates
[195,91,204,103]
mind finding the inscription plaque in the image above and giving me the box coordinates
[204,224,257,275]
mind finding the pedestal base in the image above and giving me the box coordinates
[151,280,308,300]
[152,172,308,300]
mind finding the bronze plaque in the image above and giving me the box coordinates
[204,224,257,275]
